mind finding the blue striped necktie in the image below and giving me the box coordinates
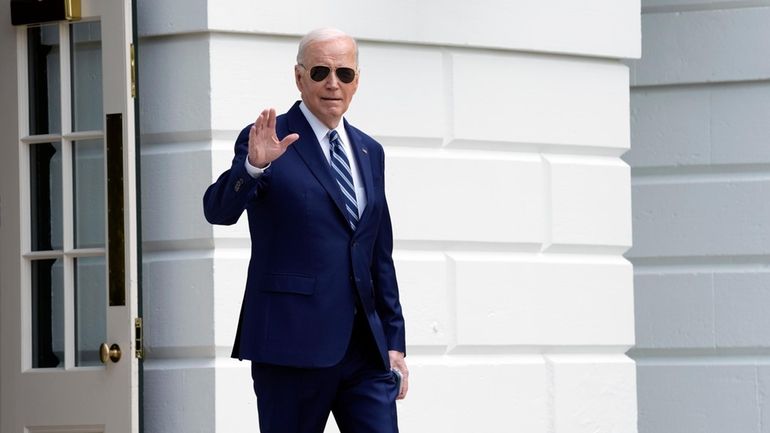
[328,129,359,230]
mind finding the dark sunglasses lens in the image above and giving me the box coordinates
[309,66,331,81]
[335,68,356,83]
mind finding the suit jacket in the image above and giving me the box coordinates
[203,101,405,369]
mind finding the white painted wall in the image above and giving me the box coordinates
[627,1,770,432]
[138,1,640,432]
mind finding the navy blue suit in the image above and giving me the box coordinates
[203,102,405,432]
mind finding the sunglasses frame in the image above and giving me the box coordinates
[299,64,357,84]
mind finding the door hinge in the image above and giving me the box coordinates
[134,317,144,359]
[130,43,136,98]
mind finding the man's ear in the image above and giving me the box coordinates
[294,65,303,91]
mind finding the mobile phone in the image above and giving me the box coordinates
[391,368,403,392]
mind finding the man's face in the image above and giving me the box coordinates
[295,37,359,129]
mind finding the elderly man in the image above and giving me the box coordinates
[203,28,408,433]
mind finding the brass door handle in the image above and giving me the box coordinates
[99,343,122,363]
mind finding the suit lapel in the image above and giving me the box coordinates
[286,103,349,224]
[345,120,375,226]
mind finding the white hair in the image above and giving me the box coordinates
[296,28,359,65]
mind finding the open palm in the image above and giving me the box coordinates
[248,108,299,168]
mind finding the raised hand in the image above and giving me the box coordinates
[248,108,299,168]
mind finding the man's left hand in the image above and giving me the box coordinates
[388,350,409,400]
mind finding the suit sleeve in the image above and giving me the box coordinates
[371,150,407,354]
[203,125,267,225]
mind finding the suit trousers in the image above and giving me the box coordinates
[251,312,400,433]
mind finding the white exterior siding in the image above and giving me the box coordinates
[138,1,640,432]
[629,2,770,432]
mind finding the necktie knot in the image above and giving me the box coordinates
[329,129,341,147]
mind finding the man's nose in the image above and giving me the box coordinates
[324,72,340,89]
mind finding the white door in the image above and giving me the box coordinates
[0,1,140,433]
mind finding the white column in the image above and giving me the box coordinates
[629,2,770,432]
[138,1,641,432]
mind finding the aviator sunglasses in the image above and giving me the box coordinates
[299,64,357,84]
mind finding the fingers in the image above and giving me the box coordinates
[388,350,409,400]
[248,108,295,167]
[266,108,277,130]
[248,113,261,158]
[280,133,300,149]
[255,109,269,133]
[397,374,408,400]
[250,109,266,138]
[251,109,277,148]
[398,367,409,399]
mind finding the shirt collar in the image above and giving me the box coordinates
[299,101,346,143]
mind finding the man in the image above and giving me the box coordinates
[203,28,408,433]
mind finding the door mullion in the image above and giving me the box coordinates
[62,255,75,369]
[59,22,72,138]
[61,138,75,369]
[59,21,76,370]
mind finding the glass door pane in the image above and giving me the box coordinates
[31,258,64,368]
[73,139,105,248]
[27,24,61,135]
[75,256,106,366]
[30,142,63,251]
[71,21,102,132]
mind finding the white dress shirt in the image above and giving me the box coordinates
[244,102,367,217]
